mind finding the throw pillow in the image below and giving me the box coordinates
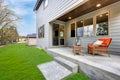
[93,40,103,46]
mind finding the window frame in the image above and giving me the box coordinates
[83,17,94,37]
[38,25,44,38]
[76,20,84,37]
[70,23,76,37]
[95,11,110,36]
[76,11,110,37]
[44,0,48,9]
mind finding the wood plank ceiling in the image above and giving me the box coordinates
[57,0,120,22]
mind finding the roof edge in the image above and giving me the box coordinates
[33,0,43,11]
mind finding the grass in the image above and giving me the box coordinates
[0,44,53,80]
[0,43,91,80]
[64,73,91,80]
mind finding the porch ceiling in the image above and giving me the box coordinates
[57,0,120,22]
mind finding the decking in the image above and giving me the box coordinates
[47,47,120,80]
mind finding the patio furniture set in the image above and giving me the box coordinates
[73,38,112,56]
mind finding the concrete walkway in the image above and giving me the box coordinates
[37,61,72,80]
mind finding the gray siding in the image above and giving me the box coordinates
[109,4,120,53]
[36,0,88,48]
[36,0,120,54]
[46,0,88,22]
[66,1,120,54]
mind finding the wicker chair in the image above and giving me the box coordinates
[88,38,112,56]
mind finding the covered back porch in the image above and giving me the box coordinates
[49,1,120,55]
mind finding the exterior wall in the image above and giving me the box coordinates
[36,0,120,54]
[27,38,36,46]
[66,1,120,54]
[36,0,88,49]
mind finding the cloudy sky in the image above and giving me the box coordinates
[5,0,37,36]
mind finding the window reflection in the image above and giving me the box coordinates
[76,20,83,37]
[84,18,94,37]
[96,12,109,36]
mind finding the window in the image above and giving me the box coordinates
[71,23,75,37]
[96,12,109,36]
[84,18,94,37]
[44,0,48,8]
[38,25,44,38]
[76,20,84,37]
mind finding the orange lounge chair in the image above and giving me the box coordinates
[88,38,112,56]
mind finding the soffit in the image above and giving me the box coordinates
[57,0,120,22]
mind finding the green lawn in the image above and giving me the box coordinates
[0,43,90,80]
[64,73,90,80]
[0,44,53,80]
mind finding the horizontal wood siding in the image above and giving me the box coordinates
[109,3,120,54]
[46,0,88,22]
[67,1,120,55]
[36,0,87,48]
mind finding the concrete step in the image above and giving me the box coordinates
[37,61,72,80]
[54,57,78,73]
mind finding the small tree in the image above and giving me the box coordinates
[0,0,20,44]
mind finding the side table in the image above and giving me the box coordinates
[73,45,84,56]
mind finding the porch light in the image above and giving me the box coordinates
[96,3,101,7]
[68,17,72,19]
[81,21,83,23]
[99,14,103,17]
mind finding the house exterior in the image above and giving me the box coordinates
[27,34,36,46]
[34,0,120,55]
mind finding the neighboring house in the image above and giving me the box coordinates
[27,34,36,46]
[34,0,120,54]
[19,36,27,43]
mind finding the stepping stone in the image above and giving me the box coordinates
[37,61,72,80]
[54,57,78,73]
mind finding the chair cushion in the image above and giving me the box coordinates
[88,38,112,50]
[88,45,107,50]
[98,38,112,46]
[88,45,93,49]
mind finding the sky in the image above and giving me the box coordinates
[5,0,37,36]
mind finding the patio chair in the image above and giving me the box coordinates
[88,38,112,56]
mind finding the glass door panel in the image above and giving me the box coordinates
[53,24,59,46]
[59,25,64,45]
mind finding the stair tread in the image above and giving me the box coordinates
[37,61,72,80]
[55,57,77,67]
[54,57,78,73]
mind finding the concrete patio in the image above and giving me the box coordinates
[47,47,120,80]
